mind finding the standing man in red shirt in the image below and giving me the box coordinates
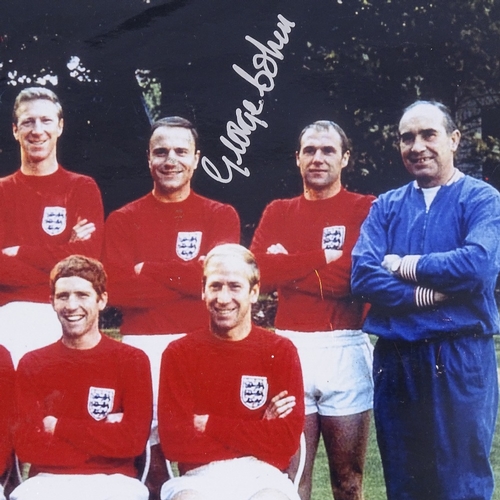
[159,244,304,500]
[251,121,374,500]
[103,116,240,498]
[0,87,104,366]
[12,255,152,500]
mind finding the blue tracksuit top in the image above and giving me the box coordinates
[351,175,500,341]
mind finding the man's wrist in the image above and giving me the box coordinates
[399,255,421,282]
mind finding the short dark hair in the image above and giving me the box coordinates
[203,244,260,289]
[50,255,107,297]
[401,100,458,135]
[297,120,351,155]
[13,87,63,124]
[149,116,199,151]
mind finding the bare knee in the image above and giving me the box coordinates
[331,469,364,500]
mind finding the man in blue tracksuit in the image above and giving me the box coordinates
[351,100,500,500]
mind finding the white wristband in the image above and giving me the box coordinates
[415,286,436,308]
[399,255,421,282]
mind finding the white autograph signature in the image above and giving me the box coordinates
[202,14,296,184]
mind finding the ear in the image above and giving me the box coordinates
[12,122,19,141]
[250,283,260,304]
[56,118,64,137]
[450,130,461,152]
[98,292,108,311]
[193,150,200,170]
[341,150,350,169]
[295,151,300,168]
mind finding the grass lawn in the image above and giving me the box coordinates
[102,328,500,499]
[310,336,500,500]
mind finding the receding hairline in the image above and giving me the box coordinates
[399,101,458,135]
[149,116,199,151]
[203,244,260,288]
[297,120,351,155]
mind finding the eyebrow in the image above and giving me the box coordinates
[399,128,437,138]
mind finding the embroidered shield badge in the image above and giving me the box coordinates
[176,231,202,261]
[87,386,115,421]
[240,375,268,410]
[322,225,346,251]
[42,206,67,236]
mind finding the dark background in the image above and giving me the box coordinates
[1,0,499,244]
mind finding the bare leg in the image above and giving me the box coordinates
[320,411,370,500]
[147,444,170,500]
[287,413,320,500]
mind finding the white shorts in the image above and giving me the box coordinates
[0,302,62,368]
[160,457,300,500]
[10,473,149,500]
[276,329,374,417]
[122,333,186,445]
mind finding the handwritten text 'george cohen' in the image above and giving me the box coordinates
[202,14,295,184]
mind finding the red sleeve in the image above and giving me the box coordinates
[205,340,304,468]
[0,347,14,475]
[55,349,152,458]
[158,343,229,462]
[251,202,328,291]
[140,204,240,296]
[15,178,104,271]
[104,204,240,306]
[252,196,373,299]
[278,255,352,299]
[0,255,48,287]
[14,357,89,466]
[103,210,180,308]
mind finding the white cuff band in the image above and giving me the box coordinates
[415,286,435,308]
[399,255,421,282]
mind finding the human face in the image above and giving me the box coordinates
[203,256,259,341]
[148,126,200,201]
[399,104,460,188]
[13,99,63,167]
[296,127,350,199]
[52,276,107,347]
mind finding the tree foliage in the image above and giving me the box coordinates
[1,0,499,220]
[302,0,500,193]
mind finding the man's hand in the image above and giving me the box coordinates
[434,291,448,303]
[134,262,144,275]
[69,218,96,242]
[381,254,401,274]
[263,390,296,420]
[43,415,58,435]
[2,246,19,257]
[266,243,288,255]
[324,249,343,264]
[194,414,209,433]
[106,412,124,423]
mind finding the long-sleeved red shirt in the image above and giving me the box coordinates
[158,326,304,472]
[251,189,374,331]
[0,346,14,476]
[103,191,240,334]
[0,167,104,305]
[14,335,152,477]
